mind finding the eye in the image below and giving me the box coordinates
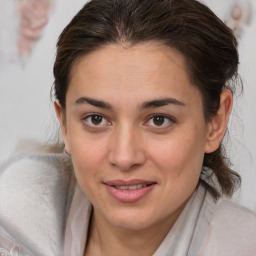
[83,114,111,127]
[146,114,175,128]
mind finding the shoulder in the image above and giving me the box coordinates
[0,152,75,256]
[0,151,74,188]
[0,152,74,212]
[198,199,256,256]
[0,151,71,176]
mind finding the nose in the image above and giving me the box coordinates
[108,125,146,171]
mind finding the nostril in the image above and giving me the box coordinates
[108,150,146,170]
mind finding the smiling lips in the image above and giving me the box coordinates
[104,180,156,203]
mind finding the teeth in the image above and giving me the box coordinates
[115,184,147,190]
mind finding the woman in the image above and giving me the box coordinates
[0,0,256,255]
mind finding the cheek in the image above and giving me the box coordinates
[67,131,110,188]
[148,128,206,181]
[148,134,205,210]
[71,147,106,206]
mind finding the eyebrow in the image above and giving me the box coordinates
[74,97,185,110]
[140,98,185,109]
[75,97,112,109]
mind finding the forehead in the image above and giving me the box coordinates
[71,42,188,81]
[67,42,201,106]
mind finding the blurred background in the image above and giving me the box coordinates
[0,0,255,211]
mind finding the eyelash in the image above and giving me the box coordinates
[82,114,111,130]
[81,113,176,130]
[145,114,176,128]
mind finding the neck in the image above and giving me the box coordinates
[85,203,186,256]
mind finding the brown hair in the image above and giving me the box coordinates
[53,0,241,197]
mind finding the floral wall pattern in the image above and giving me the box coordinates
[18,0,52,58]
[225,0,253,38]
[0,0,254,65]
[0,0,54,65]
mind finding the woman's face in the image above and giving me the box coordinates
[59,43,213,231]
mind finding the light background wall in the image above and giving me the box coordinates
[0,0,255,211]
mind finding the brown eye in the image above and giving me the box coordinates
[153,116,165,126]
[146,114,174,128]
[83,114,110,127]
[91,115,103,125]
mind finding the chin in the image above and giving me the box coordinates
[103,207,159,231]
[112,218,153,231]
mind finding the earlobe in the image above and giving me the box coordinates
[54,101,70,154]
[204,89,233,153]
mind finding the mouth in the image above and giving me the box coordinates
[103,180,157,203]
[104,179,156,189]
[113,184,153,190]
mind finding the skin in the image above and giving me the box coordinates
[55,42,232,256]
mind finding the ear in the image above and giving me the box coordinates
[54,101,70,154]
[204,89,233,153]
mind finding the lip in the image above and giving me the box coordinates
[104,179,155,186]
[104,179,157,203]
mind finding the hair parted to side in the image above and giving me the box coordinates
[53,0,241,198]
